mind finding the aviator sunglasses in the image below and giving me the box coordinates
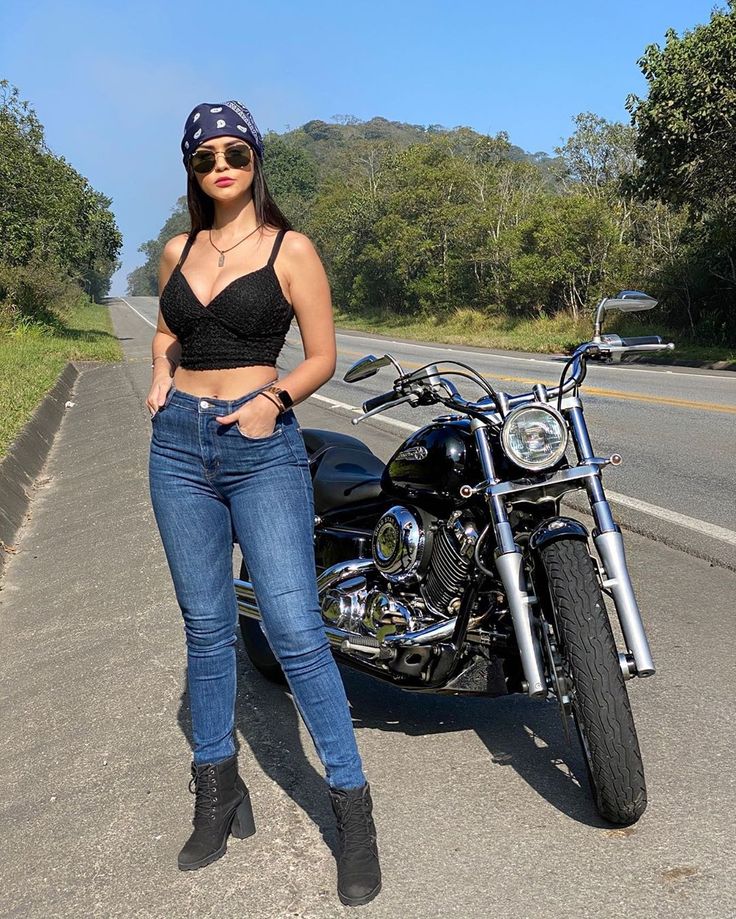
[190,142,253,174]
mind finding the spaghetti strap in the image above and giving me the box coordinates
[177,233,196,269]
[267,229,287,268]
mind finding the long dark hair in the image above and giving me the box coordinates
[183,143,292,239]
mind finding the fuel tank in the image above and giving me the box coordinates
[381,416,484,502]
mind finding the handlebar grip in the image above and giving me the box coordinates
[618,335,664,347]
[363,390,399,413]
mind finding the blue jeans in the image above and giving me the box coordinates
[148,380,366,790]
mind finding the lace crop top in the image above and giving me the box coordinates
[158,228,294,371]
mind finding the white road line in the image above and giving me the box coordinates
[120,303,730,382]
[604,491,736,546]
[119,298,156,328]
[311,392,736,546]
[310,393,418,431]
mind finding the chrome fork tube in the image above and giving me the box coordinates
[475,422,547,697]
[593,530,656,676]
[568,405,655,677]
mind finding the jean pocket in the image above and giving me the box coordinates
[236,416,284,442]
[150,385,175,421]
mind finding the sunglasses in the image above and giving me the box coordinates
[190,143,253,174]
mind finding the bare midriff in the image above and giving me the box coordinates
[172,365,279,401]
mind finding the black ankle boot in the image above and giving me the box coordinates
[328,781,382,906]
[177,754,256,871]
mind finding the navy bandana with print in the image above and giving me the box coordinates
[181,101,264,166]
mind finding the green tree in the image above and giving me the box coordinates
[626,3,736,210]
[626,3,736,342]
[0,79,122,318]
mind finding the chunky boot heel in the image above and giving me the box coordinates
[177,754,256,871]
[329,781,382,907]
[230,789,256,839]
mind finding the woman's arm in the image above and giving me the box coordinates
[152,236,185,381]
[271,231,337,404]
[147,237,185,412]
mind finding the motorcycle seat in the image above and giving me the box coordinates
[301,427,376,461]
[310,445,385,513]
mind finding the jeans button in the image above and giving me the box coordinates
[200,400,209,408]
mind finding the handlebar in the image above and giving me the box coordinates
[363,390,401,413]
[351,335,675,425]
[620,335,664,347]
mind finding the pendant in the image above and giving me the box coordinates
[218,252,225,267]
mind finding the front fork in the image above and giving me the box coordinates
[567,405,655,677]
[473,403,655,700]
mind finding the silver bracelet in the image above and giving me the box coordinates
[151,355,176,371]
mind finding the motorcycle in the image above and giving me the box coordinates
[235,290,674,826]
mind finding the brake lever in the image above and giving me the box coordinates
[350,393,415,425]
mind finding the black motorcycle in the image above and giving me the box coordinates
[235,290,674,826]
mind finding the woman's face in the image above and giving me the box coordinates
[191,136,255,200]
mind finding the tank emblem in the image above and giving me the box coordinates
[397,446,428,461]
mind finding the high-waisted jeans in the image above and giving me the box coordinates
[148,380,366,789]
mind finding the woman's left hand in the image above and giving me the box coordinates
[215,392,281,438]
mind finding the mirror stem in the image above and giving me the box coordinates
[593,298,608,341]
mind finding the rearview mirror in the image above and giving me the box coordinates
[607,290,658,312]
[343,354,394,383]
[594,290,658,339]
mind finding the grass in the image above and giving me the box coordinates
[0,296,123,458]
[332,305,736,366]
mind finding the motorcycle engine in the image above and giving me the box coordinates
[321,506,480,639]
[365,506,479,632]
[418,509,479,615]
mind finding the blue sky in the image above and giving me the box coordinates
[0,0,722,295]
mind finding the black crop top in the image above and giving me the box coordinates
[159,228,294,371]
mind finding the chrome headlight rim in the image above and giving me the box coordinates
[500,403,568,471]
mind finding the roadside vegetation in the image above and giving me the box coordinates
[0,296,120,457]
[332,306,735,366]
[0,79,123,457]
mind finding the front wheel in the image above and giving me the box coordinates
[538,538,647,825]
[237,559,287,684]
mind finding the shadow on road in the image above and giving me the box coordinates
[176,644,612,844]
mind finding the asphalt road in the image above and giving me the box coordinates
[1,296,732,919]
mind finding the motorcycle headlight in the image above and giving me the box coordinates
[500,404,568,471]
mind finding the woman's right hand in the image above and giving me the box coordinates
[147,376,174,416]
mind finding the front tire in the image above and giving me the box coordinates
[538,537,647,825]
[237,559,286,684]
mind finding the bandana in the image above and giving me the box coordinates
[181,101,264,166]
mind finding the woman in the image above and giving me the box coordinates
[147,101,381,907]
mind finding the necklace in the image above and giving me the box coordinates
[208,223,263,267]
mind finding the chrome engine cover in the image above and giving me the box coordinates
[321,575,369,631]
[320,572,420,638]
[371,505,436,584]
[362,588,414,639]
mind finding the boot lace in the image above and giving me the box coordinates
[189,764,219,824]
[334,793,376,856]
